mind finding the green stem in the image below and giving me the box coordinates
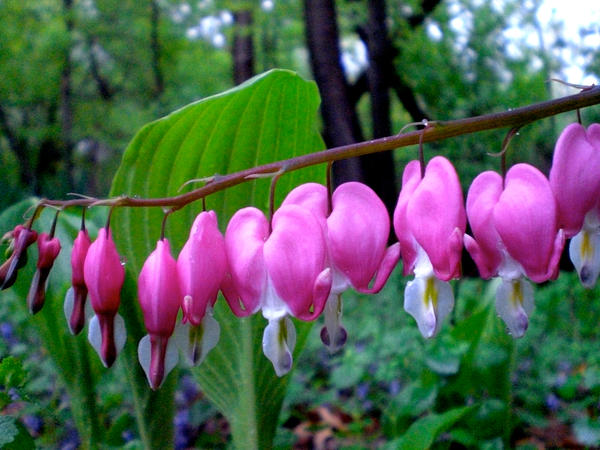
[73,338,103,448]
[124,357,153,449]
[230,321,259,450]
[57,338,102,449]
[502,338,516,447]
[118,275,176,449]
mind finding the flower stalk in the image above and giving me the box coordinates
[36,86,600,213]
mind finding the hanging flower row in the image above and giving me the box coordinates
[1,122,599,389]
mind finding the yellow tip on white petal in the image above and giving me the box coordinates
[495,278,534,338]
[262,316,296,377]
[404,275,454,338]
[175,307,220,366]
[569,229,600,288]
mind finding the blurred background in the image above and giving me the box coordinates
[1,0,600,448]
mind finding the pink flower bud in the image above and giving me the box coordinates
[174,211,226,367]
[177,211,227,326]
[265,205,332,321]
[65,229,92,335]
[27,232,61,314]
[1,225,38,290]
[463,171,504,279]
[221,207,270,317]
[72,229,91,287]
[36,233,61,269]
[84,227,126,367]
[137,238,181,389]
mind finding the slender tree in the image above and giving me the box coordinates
[60,0,75,191]
[303,0,364,183]
[232,9,255,85]
[150,0,164,97]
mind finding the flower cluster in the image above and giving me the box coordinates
[2,122,598,387]
[221,182,399,374]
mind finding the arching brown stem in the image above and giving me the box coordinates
[39,86,600,212]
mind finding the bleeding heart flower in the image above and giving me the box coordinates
[281,182,400,352]
[84,227,126,368]
[394,156,466,338]
[0,225,38,290]
[223,204,332,376]
[549,123,600,287]
[176,211,225,366]
[464,164,565,337]
[137,238,181,389]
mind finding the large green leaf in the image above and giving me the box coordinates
[110,69,325,449]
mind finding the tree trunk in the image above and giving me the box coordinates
[88,38,113,100]
[60,0,75,191]
[303,0,364,184]
[365,0,392,139]
[361,0,398,212]
[232,9,255,85]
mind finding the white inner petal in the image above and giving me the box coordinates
[404,249,454,339]
[497,251,526,281]
[174,306,220,366]
[569,224,600,289]
[330,266,350,295]
[262,316,296,377]
[114,313,127,355]
[260,276,290,321]
[88,315,103,364]
[495,277,534,338]
[321,293,347,353]
[412,244,434,279]
[63,287,75,333]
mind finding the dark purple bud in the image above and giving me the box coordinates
[148,335,169,390]
[320,325,347,350]
[68,286,88,335]
[27,267,51,314]
[1,226,38,290]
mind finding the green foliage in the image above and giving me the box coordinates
[110,69,325,449]
[386,404,476,450]
[0,415,35,449]
[0,357,27,391]
[283,266,600,448]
